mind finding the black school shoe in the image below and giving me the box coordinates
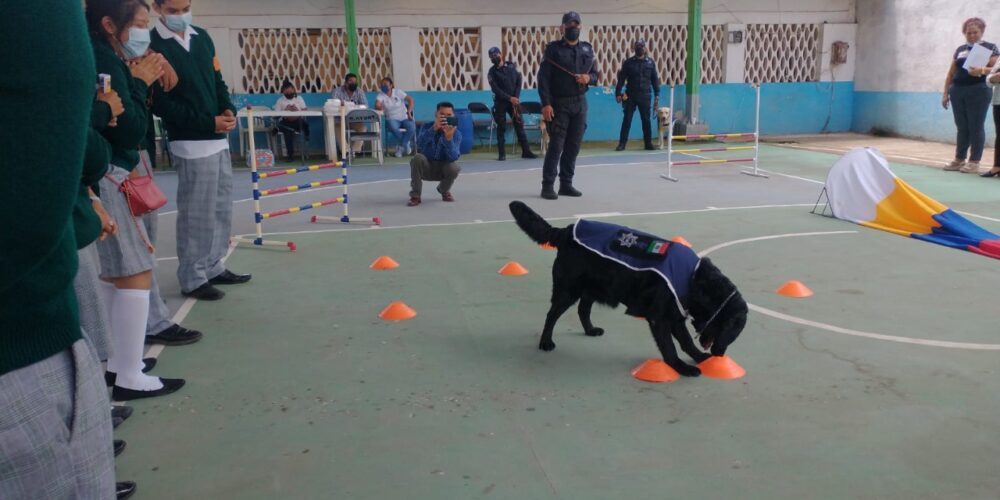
[105,359,157,387]
[182,283,225,301]
[116,481,137,500]
[209,269,252,285]
[145,324,203,346]
[114,439,126,457]
[112,378,186,402]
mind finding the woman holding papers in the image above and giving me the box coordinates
[942,17,999,174]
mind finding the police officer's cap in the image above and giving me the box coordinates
[562,11,582,24]
[634,39,646,47]
[488,47,501,57]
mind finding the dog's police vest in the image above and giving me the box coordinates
[572,219,700,315]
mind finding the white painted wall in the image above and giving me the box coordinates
[855,0,999,92]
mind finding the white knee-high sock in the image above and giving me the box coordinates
[107,288,163,391]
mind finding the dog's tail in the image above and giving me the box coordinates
[509,201,570,247]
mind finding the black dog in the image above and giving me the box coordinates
[509,201,748,377]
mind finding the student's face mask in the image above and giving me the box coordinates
[122,27,151,59]
[164,11,193,32]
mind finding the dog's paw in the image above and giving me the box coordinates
[538,339,556,352]
[674,363,702,377]
[585,327,605,337]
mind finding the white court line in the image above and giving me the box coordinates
[144,244,237,360]
[698,230,1000,351]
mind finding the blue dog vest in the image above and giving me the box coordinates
[572,219,700,314]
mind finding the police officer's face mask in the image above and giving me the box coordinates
[565,26,581,41]
[490,57,501,65]
[634,47,646,57]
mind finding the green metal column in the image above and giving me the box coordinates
[685,0,702,123]
[345,0,360,76]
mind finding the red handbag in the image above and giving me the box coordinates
[105,154,167,217]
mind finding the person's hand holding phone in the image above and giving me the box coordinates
[441,116,457,140]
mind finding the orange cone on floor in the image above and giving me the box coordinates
[498,261,529,276]
[671,236,692,248]
[369,256,400,270]
[776,280,813,298]
[540,242,557,250]
[698,356,746,379]
[631,359,681,383]
[379,301,416,321]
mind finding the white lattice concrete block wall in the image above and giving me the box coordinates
[745,23,822,84]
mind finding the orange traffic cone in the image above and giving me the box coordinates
[379,301,416,321]
[498,261,529,276]
[671,236,692,248]
[540,242,557,251]
[776,280,813,298]
[369,256,400,270]
[631,359,680,383]
[698,356,746,379]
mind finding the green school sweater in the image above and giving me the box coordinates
[150,25,236,141]
[74,124,112,249]
[0,0,95,375]
[93,37,148,172]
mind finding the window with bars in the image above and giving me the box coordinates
[237,27,392,93]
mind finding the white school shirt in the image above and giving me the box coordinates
[156,19,230,160]
[274,95,307,112]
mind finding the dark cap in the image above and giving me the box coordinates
[562,11,581,24]
[633,39,646,47]
[488,46,501,57]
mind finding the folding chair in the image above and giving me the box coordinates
[346,108,383,165]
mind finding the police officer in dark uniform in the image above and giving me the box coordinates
[537,11,598,200]
[487,47,536,161]
[615,39,661,151]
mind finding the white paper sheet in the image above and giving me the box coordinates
[963,43,992,71]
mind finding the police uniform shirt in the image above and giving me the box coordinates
[488,62,523,104]
[615,55,660,99]
[538,39,599,106]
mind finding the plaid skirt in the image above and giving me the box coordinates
[95,161,155,279]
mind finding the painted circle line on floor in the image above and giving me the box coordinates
[699,232,1000,352]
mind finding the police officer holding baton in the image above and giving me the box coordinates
[487,47,537,161]
[537,11,598,200]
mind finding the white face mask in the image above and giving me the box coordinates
[122,27,151,59]
[164,11,192,32]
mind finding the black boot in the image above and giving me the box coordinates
[615,143,626,151]
[558,184,583,197]
[540,186,558,200]
[498,150,506,161]
[520,145,537,159]
[644,143,656,150]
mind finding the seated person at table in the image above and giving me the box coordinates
[408,102,462,207]
[332,73,367,155]
[375,77,415,157]
[273,80,310,160]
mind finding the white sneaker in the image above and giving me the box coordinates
[960,162,981,174]
[404,145,412,156]
[394,146,403,158]
[944,160,965,171]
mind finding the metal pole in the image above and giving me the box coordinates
[345,0,360,77]
[684,0,703,124]
[661,85,679,182]
[741,84,768,179]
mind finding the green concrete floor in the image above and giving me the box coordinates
[119,184,1000,499]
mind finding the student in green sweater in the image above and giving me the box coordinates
[0,2,116,498]
[87,0,185,401]
[151,0,252,301]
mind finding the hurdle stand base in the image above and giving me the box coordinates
[740,169,769,179]
[311,215,381,225]
[659,174,679,182]
[232,236,297,252]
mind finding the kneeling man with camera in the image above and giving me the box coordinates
[408,102,463,207]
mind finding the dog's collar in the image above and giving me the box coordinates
[695,290,737,333]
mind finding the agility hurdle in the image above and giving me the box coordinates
[660,84,767,182]
[233,106,380,251]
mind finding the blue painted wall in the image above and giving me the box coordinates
[853,90,997,147]
[229,81,856,154]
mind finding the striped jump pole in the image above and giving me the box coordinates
[310,161,381,225]
[662,85,678,182]
[261,197,344,219]
[671,157,755,166]
[741,84,768,179]
[232,105,297,251]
